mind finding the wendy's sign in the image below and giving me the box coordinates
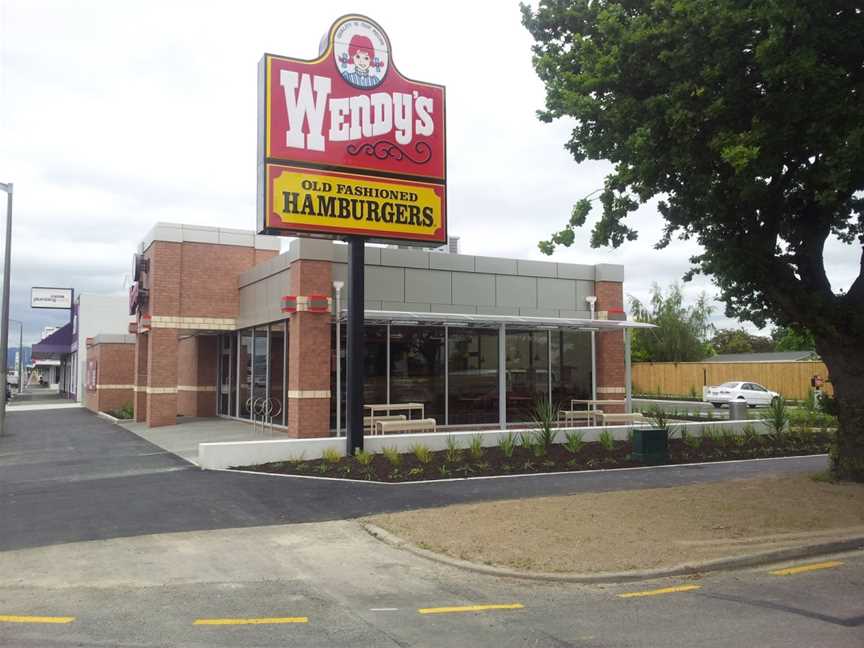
[258,15,447,244]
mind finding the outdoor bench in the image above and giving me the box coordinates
[363,414,406,431]
[375,418,437,435]
[596,412,646,425]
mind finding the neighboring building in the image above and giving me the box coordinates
[40,326,59,340]
[31,294,131,401]
[118,222,644,435]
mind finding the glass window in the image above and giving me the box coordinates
[253,327,269,412]
[389,325,445,424]
[448,328,499,426]
[330,324,388,430]
[238,330,253,418]
[218,334,234,416]
[269,323,286,426]
[505,330,549,423]
[551,330,592,409]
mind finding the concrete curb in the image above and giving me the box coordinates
[97,411,121,424]
[361,522,864,584]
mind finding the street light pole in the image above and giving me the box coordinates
[0,182,14,437]
[9,320,24,394]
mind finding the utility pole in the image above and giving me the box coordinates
[0,183,14,437]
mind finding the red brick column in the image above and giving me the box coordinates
[134,334,149,422]
[286,260,332,438]
[595,280,625,413]
[146,327,179,427]
[195,336,218,417]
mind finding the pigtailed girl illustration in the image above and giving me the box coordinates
[341,34,382,88]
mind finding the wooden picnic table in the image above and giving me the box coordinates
[364,403,425,435]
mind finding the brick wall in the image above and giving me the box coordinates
[595,280,625,412]
[84,342,135,415]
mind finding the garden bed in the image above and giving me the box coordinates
[232,429,832,483]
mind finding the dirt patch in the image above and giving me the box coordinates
[365,475,864,573]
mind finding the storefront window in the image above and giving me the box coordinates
[364,325,388,406]
[218,334,234,416]
[506,330,549,423]
[269,323,286,426]
[253,327,268,413]
[448,328,499,426]
[551,330,592,408]
[389,325,445,424]
[237,330,253,418]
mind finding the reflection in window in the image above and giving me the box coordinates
[238,330,253,418]
[269,323,286,426]
[390,326,445,424]
[448,328,499,426]
[506,330,549,423]
[218,334,234,416]
[551,330,592,408]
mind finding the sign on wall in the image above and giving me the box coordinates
[31,287,73,310]
[258,14,446,245]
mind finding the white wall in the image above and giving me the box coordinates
[73,294,131,402]
[198,420,772,470]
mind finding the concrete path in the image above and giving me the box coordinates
[0,520,861,647]
[0,408,829,553]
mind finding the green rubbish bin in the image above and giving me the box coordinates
[631,428,669,464]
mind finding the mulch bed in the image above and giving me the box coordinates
[232,431,833,483]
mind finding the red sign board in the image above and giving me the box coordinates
[258,15,446,244]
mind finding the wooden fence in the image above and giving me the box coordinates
[632,360,832,401]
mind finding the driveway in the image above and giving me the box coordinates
[0,408,828,552]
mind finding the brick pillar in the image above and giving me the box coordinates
[287,260,332,438]
[176,336,197,417]
[595,280,625,413]
[134,333,149,422]
[195,336,218,417]
[146,327,178,427]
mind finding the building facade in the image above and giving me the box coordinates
[126,223,635,436]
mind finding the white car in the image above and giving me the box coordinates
[704,381,780,408]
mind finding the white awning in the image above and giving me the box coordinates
[351,310,656,331]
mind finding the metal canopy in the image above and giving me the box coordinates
[357,310,656,331]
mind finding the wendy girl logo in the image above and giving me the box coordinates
[333,19,389,89]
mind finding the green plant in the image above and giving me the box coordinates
[498,432,517,459]
[742,424,759,445]
[598,429,615,452]
[445,435,461,463]
[321,448,341,465]
[355,449,375,466]
[563,430,585,454]
[382,445,402,468]
[438,464,451,478]
[410,443,433,465]
[682,430,702,450]
[475,461,491,472]
[688,385,698,399]
[408,467,425,478]
[531,398,559,450]
[287,451,306,464]
[762,396,790,438]
[719,428,738,448]
[468,434,484,461]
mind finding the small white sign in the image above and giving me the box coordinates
[31,287,73,309]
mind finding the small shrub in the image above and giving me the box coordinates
[408,467,425,478]
[702,426,720,444]
[287,452,306,464]
[475,461,491,472]
[683,430,702,450]
[321,448,341,465]
[531,398,559,450]
[719,428,738,448]
[445,435,461,463]
[355,449,375,466]
[598,429,615,452]
[498,432,517,459]
[468,434,484,461]
[762,396,790,438]
[382,445,402,468]
[410,443,433,465]
[563,430,585,454]
[742,424,759,445]
[438,464,451,478]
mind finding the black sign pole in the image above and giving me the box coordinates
[346,236,365,455]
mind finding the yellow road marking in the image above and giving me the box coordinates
[618,584,702,599]
[194,617,308,626]
[770,560,843,576]
[0,615,75,624]
[418,603,524,615]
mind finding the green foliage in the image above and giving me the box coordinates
[355,449,375,467]
[644,405,670,431]
[321,448,341,465]
[711,328,774,355]
[531,398,559,448]
[629,284,714,362]
[521,0,864,478]
[742,424,760,446]
[598,429,615,452]
[762,397,790,437]
[498,432,517,459]
[702,426,720,444]
[771,325,816,352]
[110,402,134,420]
[468,434,485,461]
[410,443,433,465]
[382,446,402,468]
[682,430,702,450]
[444,435,461,463]
[563,430,585,454]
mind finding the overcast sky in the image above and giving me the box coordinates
[0,0,859,345]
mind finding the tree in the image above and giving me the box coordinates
[522,1,864,481]
[771,325,817,352]
[710,328,775,355]
[629,283,714,362]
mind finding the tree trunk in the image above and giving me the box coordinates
[818,336,864,482]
